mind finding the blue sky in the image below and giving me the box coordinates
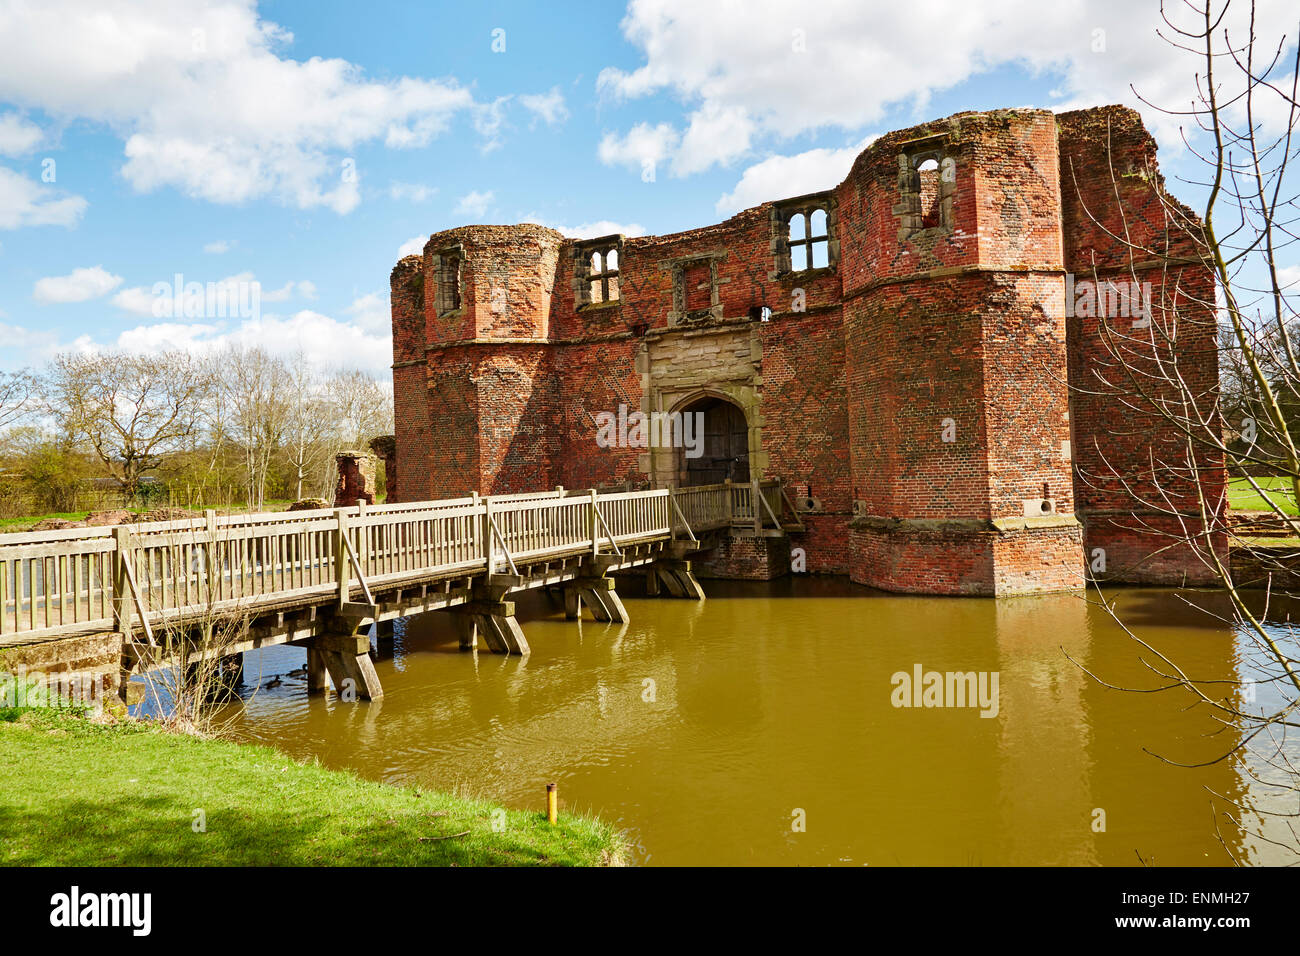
[0,0,1295,376]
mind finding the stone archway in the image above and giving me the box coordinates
[678,394,750,486]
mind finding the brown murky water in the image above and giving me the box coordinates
[208,578,1298,865]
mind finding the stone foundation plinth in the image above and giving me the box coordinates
[849,515,1086,595]
[1,632,121,709]
[693,533,791,580]
[1081,512,1227,586]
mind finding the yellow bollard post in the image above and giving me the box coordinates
[546,782,558,825]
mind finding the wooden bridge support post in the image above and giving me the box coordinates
[564,576,629,624]
[306,646,328,694]
[448,580,530,656]
[313,627,383,701]
[450,603,529,655]
[650,559,706,600]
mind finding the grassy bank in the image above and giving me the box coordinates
[1227,475,1298,514]
[0,709,622,866]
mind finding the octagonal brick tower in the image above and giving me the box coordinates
[840,110,1086,594]
[390,224,565,499]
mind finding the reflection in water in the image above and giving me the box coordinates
[195,577,1295,865]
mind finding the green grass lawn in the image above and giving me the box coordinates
[0,511,92,531]
[0,709,622,866]
[1227,476,1299,515]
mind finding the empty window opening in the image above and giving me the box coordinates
[787,207,829,273]
[916,158,942,229]
[435,253,462,316]
[576,238,622,307]
[589,249,619,303]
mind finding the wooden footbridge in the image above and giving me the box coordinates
[0,481,801,701]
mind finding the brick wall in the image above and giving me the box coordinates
[694,534,792,580]
[1058,106,1226,584]
[388,106,1218,594]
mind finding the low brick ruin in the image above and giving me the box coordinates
[333,451,377,507]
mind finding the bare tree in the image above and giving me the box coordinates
[326,368,394,447]
[1070,0,1300,863]
[0,369,35,432]
[44,351,208,502]
[282,354,329,501]
[316,369,393,498]
[222,346,291,510]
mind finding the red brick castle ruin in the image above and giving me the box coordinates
[386,106,1223,595]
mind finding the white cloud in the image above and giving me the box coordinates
[0,321,59,368]
[110,285,160,317]
[472,96,511,154]
[0,166,87,229]
[0,113,42,156]
[398,235,426,258]
[345,292,389,333]
[598,109,753,178]
[675,103,755,176]
[522,216,647,239]
[9,304,392,377]
[33,265,122,304]
[519,88,568,126]
[0,0,477,213]
[261,279,316,302]
[453,190,494,218]
[597,122,679,176]
[114,309,390,375]
[389,181,437,202]
[111,272,314,316]
[203,239,234,253]
[596,0,1299,172]
[716,136,876,214]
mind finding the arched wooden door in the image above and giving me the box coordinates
[681,396,750,486]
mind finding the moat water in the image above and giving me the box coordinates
[201,577,1297,866]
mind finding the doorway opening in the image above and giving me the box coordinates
[679,395,750,486]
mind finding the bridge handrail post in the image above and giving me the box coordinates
[590,488,599,556]
[334,509,350,610]
[483,493,494,571]
[203,509,217,603]
[751,478,762,533]
[724,478,733,525]
[112,525,132,635]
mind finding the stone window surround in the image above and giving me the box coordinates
[428,242,466,318]
[895,134,956,240]
[573,234,623,309]
[666,250,730,327]
[769,190,839,279]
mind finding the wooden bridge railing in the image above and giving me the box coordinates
[0,480,787,643]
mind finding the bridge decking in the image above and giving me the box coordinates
[0,481,799,701]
